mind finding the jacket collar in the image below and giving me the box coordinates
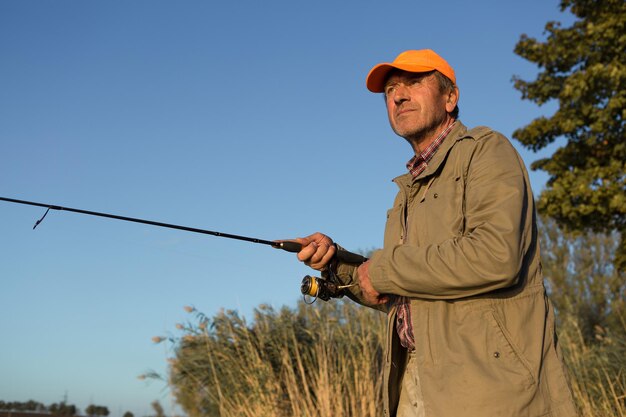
[393,120,468,187]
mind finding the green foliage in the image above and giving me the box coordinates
[538,215,625,343]
[49,402,78,416]
[512,0,626,269]
[0,401,138,417]
[0,400,46,412]
[533,215,625,415]
[85,404,110,417]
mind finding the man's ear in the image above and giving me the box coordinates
[445,87,459,113]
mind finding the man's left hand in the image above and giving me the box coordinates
[357,260,389,305]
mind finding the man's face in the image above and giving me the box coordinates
[384,70,456,145]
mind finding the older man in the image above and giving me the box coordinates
[295,50,577,417]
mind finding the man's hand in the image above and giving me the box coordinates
[294,232,336,271]
[357,260,389,305]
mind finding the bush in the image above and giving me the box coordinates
[161,301,385,417]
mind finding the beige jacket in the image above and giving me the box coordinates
[335,122,577,416]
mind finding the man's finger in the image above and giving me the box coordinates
[312,243,335,270]
[308,242,335,270]
[296,241,318,263]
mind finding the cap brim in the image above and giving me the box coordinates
[366,63,437,93]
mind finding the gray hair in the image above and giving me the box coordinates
[433,71,460,119]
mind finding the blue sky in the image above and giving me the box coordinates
[1,1,572,416]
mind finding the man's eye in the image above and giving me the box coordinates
[385,85,396,95]
[408,77,422,86]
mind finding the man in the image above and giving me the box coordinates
[294,50,577,416]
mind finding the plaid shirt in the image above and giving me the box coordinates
[396,120,456,350]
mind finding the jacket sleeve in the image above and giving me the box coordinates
[368,133,534,300]
[325,248,389,312]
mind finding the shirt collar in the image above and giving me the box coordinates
[406,120,456,178]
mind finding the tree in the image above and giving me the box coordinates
[512,0,626,269]
[0,401,45,411]
[538,215,625,342]
[123,412,134,417]
[49,402,77,416]
[86,404,110,417]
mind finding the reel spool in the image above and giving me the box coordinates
[301,275,350,303]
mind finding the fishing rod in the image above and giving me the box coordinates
[0,196,366,300]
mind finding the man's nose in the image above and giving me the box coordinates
[392,84,410,104]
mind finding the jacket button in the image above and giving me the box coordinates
[493,351,500,358]
[433,193,439,198]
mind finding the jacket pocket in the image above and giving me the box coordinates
[420,181,464,243]
[487,309,536,386]
[430,305,536,387]
[420,306,538,412]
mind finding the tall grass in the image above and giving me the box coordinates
[154,300,625,417]
[161,301,385,417]
[558,315,626,417]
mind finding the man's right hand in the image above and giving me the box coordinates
[294,232,336,271]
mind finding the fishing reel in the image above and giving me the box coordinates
[300,275,345,302]
[299,251,364,303]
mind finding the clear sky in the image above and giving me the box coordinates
[1,1,573,416]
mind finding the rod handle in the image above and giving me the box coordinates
[276,241,367,264]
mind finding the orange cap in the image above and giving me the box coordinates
[366,49,456,93]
